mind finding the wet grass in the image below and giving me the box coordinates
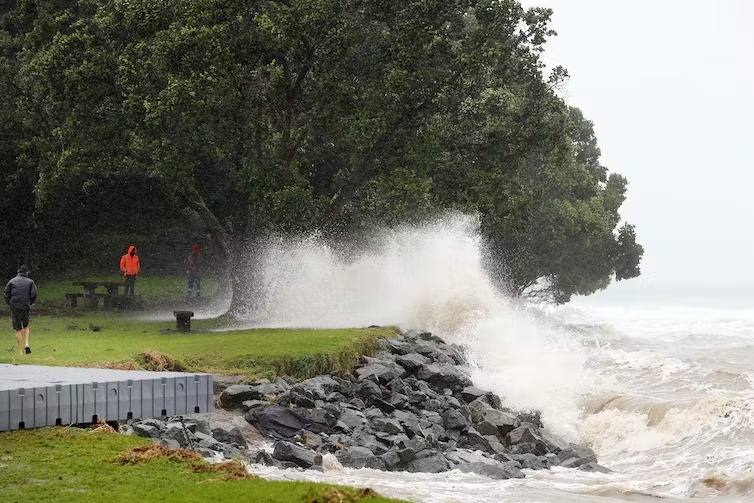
[0,428,405,503]
[0,313,394,379]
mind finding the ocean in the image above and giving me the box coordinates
[234,216,754,502]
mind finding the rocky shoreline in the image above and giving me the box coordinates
[123,330,608,479]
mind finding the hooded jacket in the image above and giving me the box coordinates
[4,272,37,310]
[120,246,141,276]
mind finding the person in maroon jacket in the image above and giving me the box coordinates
[186,244,201,298]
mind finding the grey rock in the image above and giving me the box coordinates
[339,409,368,431]
[481,408,519,436]
[443,409,468,430]
[246,448,277,466]
[406,452,451,473]
[355,380,383,399]
[557,444,597,467]
[336,446,386,469]
[396,353,429,371]
[348,397,366,409]
[210,421,246,447]
[139,418,167,431]
[246,404,313,439]
[193,431,221,449]
[507,424,547,456]
[458,427,493,453]
[513,453,544,470]
[483,435,508,455]
[476,420,500,437]
[326,392,346,403]
[385,338,412,355]
[356,363,404,383]
[461,386,489,404]
[579,462,612,473]
[416,364,473,390]
[220,383,282,409]
[297,430,324,450]
[372,417,404,435]
[273,440,323,468]
[370,398,396,414]
[157,438,181,449]
[241,400,271,414]
[351,430,389,455]
[132,424,160,438]
[310,407,337,427]
[364,407,385,421]
[456,460,525,479]
[423,398,443,412]
[287,387,316,408]
[163,424,190,447]
[297,376,342,399]
[381,448,402,470]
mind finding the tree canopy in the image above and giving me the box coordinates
[0,0,642,304]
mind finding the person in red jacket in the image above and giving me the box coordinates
[120,245,140,298]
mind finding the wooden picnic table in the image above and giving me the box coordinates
[68,281,125,308]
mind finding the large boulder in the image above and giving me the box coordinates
[273,441,322,469]
[219,383,282,409]
[396,353,429,371]
[210,421,246,447]
[246,404,314,439]
[371,417,404,435]
[557,444,598,468]
[336,446,385,469]
[295,376,343,400]
[405,451,451,473]
[356,362,406,383]
[443,409,468,430]
[416,364,472,390]
[506,424,548,456]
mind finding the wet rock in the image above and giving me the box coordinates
[336,446,386,469]
[443,409,468,430]
[246,404,314,439]
[507,424,548,456]
[579,462,612,473]
[396,353,429,371]
[273,441,322,469]
[372,417,404,435]
[513,453,544,470]
[220,383,283,409]
[132,423,161,439]
[406,452,451,473]
[558,444,598,468]
[356,363,404,383]
[339,409,368,431]
[210,421,246,447]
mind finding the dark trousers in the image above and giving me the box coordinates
[124,275,136,297]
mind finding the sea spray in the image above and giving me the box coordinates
[234,214,593,440]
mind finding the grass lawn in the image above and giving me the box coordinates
[0,313,395,378]
[0,428,406,503]
[34,275,222,309]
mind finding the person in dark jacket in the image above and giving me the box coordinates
[4,264,37,354]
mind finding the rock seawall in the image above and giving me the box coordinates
[127,330,608,479]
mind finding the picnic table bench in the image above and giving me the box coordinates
[67,281,125,308]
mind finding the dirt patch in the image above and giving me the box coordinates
[307,488,379,503]
[114,444,202,465]
[113,444,249,480]
[96,361,140,370]
[139,351,187,372]
[192,460,250,480]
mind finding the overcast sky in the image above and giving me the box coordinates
[521,0,754,293]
